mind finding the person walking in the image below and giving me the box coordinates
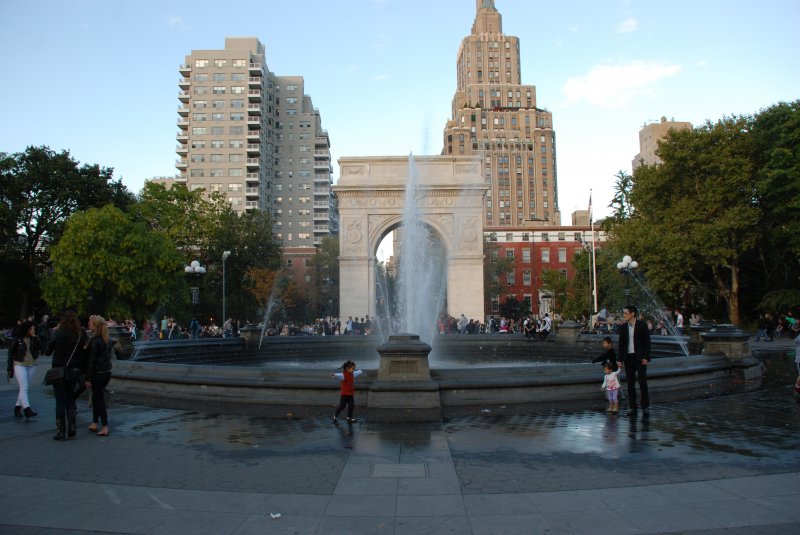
[45,311,87,440]
[6,321,42,420]
[617,305,652,417]
[85,315,112,437]
[330,360,363,424]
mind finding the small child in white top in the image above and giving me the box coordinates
[601,362,621,413]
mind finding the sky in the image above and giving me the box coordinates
[1,0,798,224]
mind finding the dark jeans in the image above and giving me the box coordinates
[91,373,111,426]
[335,395,355,419]
[53,374,80,419]
[625,357,649,410]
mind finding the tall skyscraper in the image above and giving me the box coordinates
[177,38,336,247]
[443,0,560,227]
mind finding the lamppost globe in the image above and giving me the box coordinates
[184,260,206,304]
[618,255,638,301]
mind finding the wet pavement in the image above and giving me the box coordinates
[0,340,798,534]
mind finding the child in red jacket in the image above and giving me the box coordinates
[331,360,363,423]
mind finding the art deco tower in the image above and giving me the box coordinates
[443,0,559,226]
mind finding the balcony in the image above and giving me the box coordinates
[246,143,260,154]
[248,63,262,75]
[176,131,188,141]
[175,159,188,169]
[314,175,331,183]
[177,105,189,116]
[314,211,329,221]
[246,158,260,168]
[247,129,261,140]
[178,90,190,102]
[177,118,189,128]
[178,78,191,89]
[245,200,259,210]
[248,89,262,101]
[247,104,261,115]
[247,116,261,126]
[175,144,188,155]
[179,64,191,75]
[245,187,259,196]
[246,172,259,181]
[248,76,261,87]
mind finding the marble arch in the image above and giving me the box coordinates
[333,155,487,323]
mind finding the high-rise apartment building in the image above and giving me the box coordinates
[632,116,693,170]
[443,0,560,227]
[177,37,336,247]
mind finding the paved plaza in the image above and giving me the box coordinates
[1,340,798,534]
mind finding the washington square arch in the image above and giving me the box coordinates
[333,156,487,326]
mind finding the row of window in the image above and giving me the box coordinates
[191,113,247,121]
[189,169,244,177]
[190,73,247,82]
[192,126,246,135]
[191,140,246,149]
[193,86,247,95]
[194,59,248,68]
[193,100,246,109]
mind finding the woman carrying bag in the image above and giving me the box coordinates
[45,311,87,441]
[85,315,112,437]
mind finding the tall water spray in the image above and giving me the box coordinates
[394,154,445,344]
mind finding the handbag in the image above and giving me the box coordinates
[43,335,81,386]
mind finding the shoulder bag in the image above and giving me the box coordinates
[43,335,81,385]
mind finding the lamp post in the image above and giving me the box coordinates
[616,255,638,302]
[222,250,231,324]
[184,260,207,305]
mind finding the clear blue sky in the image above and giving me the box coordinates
[1,0,798,221]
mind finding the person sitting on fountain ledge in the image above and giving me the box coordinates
[616,305,652,418]
[331,360,363,424]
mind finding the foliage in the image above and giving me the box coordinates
[608,101,800,325]
[539,269,570,316]
[499,294,526,320]
[133,182,227,259]
[608,170,633,222]
[0,146,133,322]
[41,205,183,319]
[307,236,340,318]
[483,235,516,307]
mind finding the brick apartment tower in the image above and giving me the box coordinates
[177,37,336,248]
[443,0,560,227]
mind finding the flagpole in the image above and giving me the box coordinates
[589,190,598,313]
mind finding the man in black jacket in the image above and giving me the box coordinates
[617,305,652,417]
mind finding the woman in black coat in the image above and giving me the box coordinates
[85,315,112,437]
[45,311,87,441]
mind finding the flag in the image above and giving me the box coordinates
[588,191,593,218]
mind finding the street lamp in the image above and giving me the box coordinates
[616,255,638,301]
[222,250,232,323]
[184,260,207,304]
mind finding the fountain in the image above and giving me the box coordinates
[111,156,766,418]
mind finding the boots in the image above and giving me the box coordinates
[23,407,37,419]
[67,410,77,438]
[53,417,66,441]
[14,406,23,418]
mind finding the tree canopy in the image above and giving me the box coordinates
[609,101,800,325]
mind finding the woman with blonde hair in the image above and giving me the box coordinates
[86,315,112,436]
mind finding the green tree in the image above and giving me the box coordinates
[499,294,526,320]
[133,182,227,259]
[0,146,133,321]
[540,268,570,317]
[308,236,340,318]
[483,234,515,312]
[608,170,633,221]
[41,205,183,319]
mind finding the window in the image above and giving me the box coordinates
[229,168,243,177]
[210,183,223,192]
[210,154,223,162]
[191,127,206,135]
[211,113,224,121]
[231,73,245,81]
[210,126,224,135]
[190,154,205,163]
[522,249,531,263]
[230,113,244,121]
[230,99,244,108]
[214,59,226,68]
[212,100,225,108]
[558,248,567,263]
[192,100,207,108]
[229,126,244,135]
[193,86,208,95]
[194,73,208,82]
[210,140,224,148]
[228,183,242,192]
[558,232,566,241]
[229,154,242,162]
[232,59,246,68]
[191,140,206,149]
[210,168,224,177]
[190,183,204,191]
[212,86,225,94]
[194,59,209,68]
[541,249,550,263]
[491,298,500,313]
[523,270,531,285]
[190,169,204,177]
[229,140,244,148]
[541,232,549,241]
[507,272,515,286]
[506,249,514,259]
[213,73,226,81]
[231,86,245,94]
